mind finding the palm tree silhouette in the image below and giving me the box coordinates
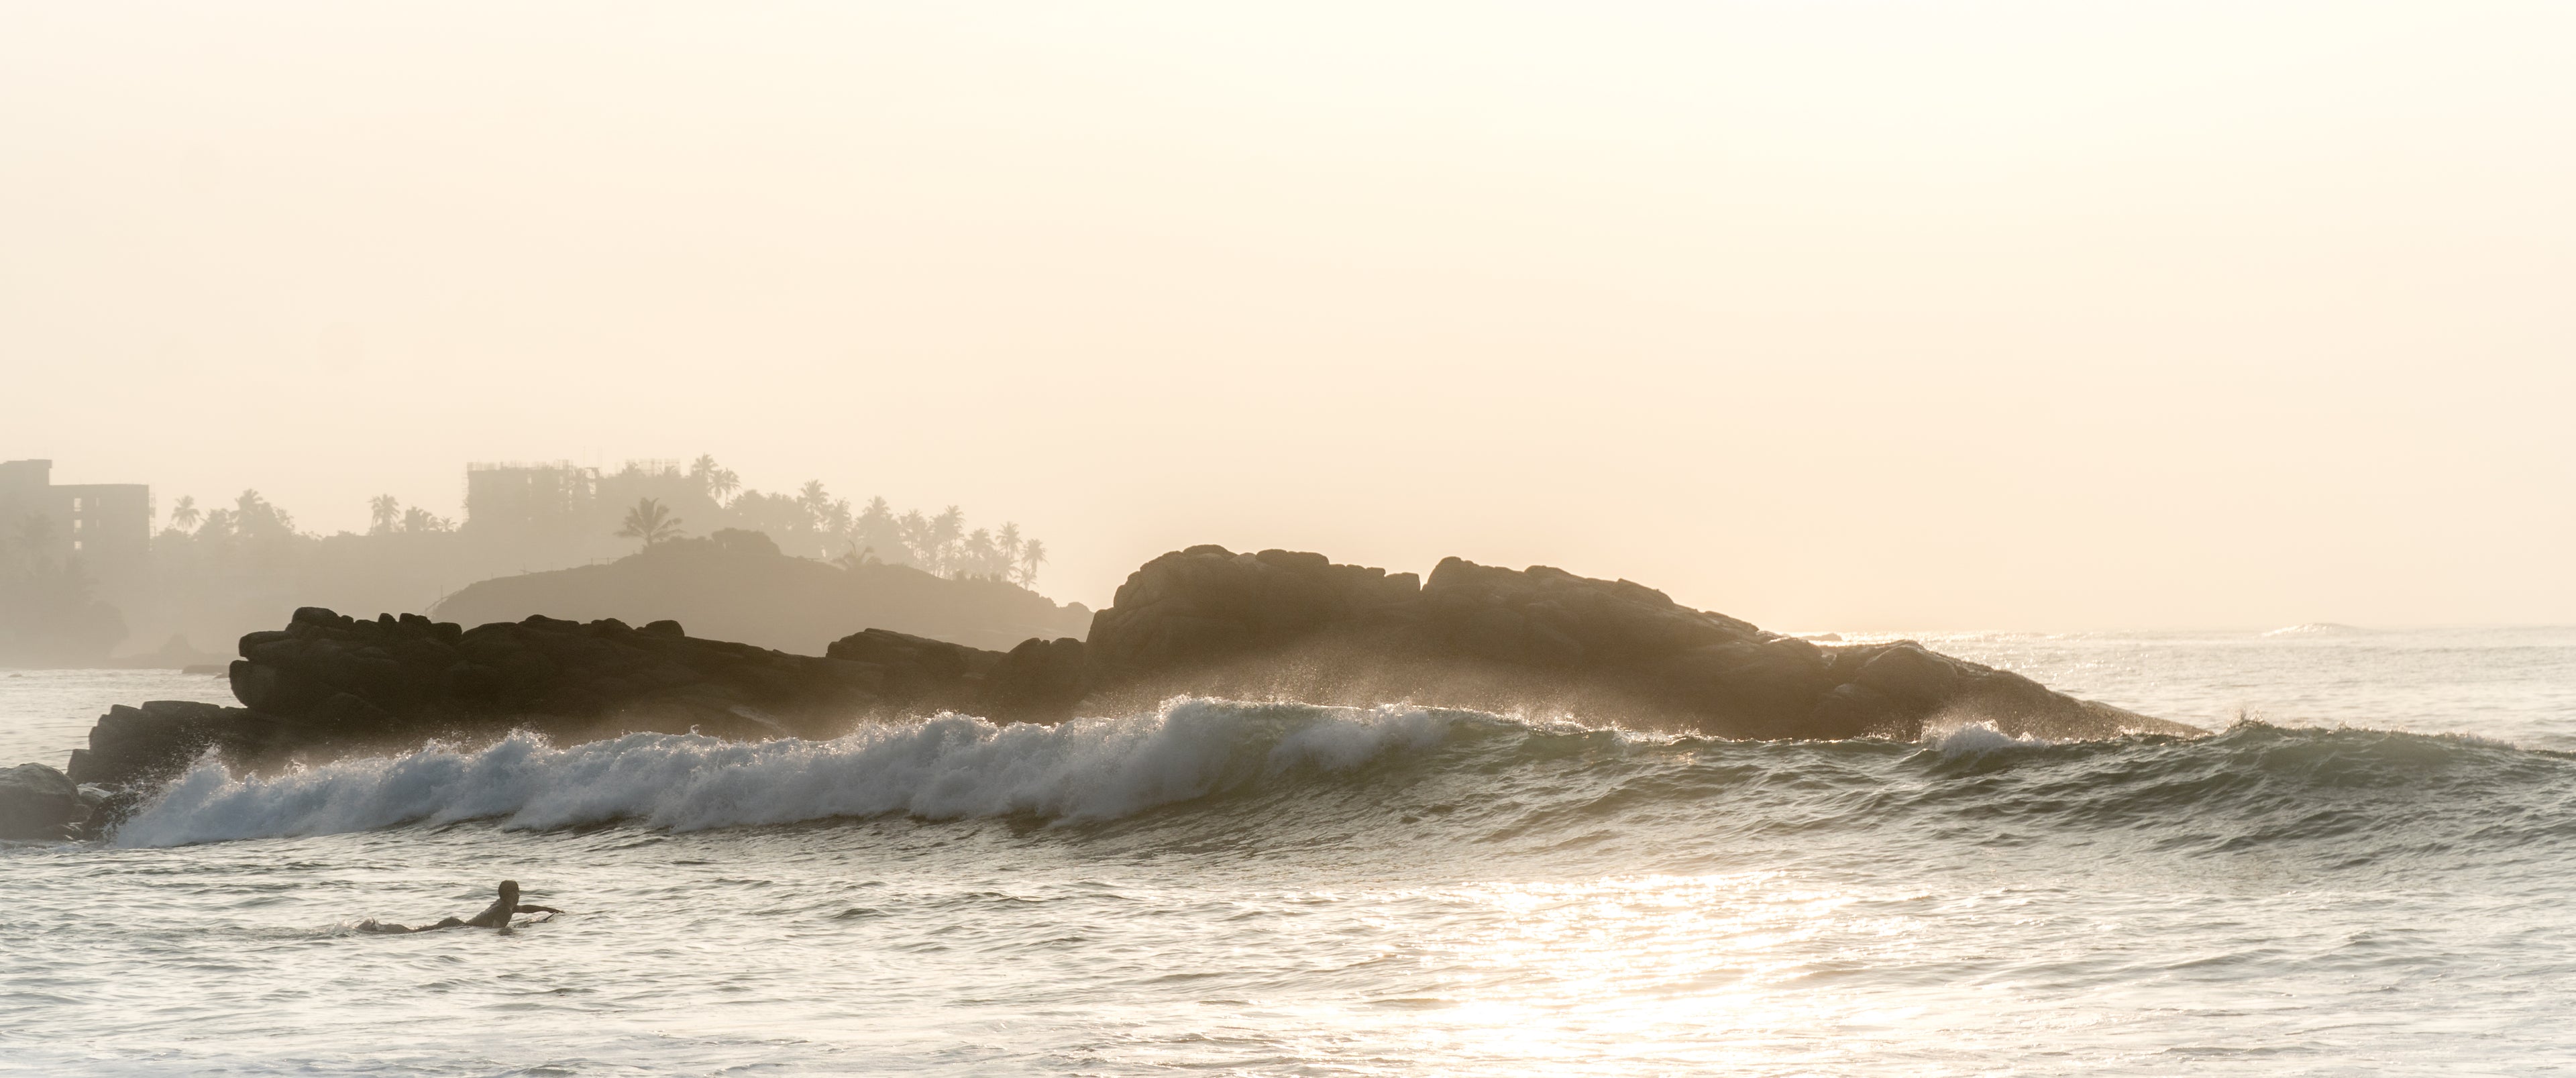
[169,496,201,533]
[1018,539,1046,587]
[690,454,741,504]
[233,490,294,537]
[368,494,401,535]
[996,522,1024,573]
[616,497,684,547]
[928,506,965,575]
[796,480,832,527]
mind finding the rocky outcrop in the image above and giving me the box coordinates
[67,606,1022,789]
[978,636,1091,722]
[822,628,998,713]
[64,545,2190,808]
[67,700,251,789]
[1,763,89,841]
[1073,545,2187,740]
[818,628,1089,724]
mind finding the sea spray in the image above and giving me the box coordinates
[105,699,2576,860]
[1921,720,2057,758]
[19,629,2576,1077]
[113,698,1466,847]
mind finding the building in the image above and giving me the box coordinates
[0,459,153,571]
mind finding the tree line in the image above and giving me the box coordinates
[0,454,1065,664]
[612,455,1046,586]
[152,455,1048,587]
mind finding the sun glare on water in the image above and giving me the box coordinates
[1258,873,1919,1072]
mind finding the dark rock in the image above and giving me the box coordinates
[1085,547,1423,680]
[311,692,398,736]
[1080,545,2189,741]
[824,628,998,712]
[1807,683,1909,739]
[292,606,349,630]
[1,763,87,841]
[1853,643,1964,705]
[68,700,247,787]
[230,659,329,714]
[978,637,1089,723]
[70,607,978,790]
[70,550,2194,833]
[69,784,140,840]
[826,627,982,680]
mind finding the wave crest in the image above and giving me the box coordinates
[1921,720,2056,758]
[103,700,2576,857]
[113,698,1464,848]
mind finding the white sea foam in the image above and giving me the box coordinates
[2261,622,2373,637]
[1922,720,2055,757]
[110,698,1461,848]
[18,635,2576,1077]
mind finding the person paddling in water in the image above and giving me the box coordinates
[358,880,562,934]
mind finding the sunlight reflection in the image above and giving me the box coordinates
[1269,871,1933,1073]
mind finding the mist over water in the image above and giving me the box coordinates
[9,5,2571,1072]
[7,628,2575,1075]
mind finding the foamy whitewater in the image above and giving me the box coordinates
[5,627,2574,1075]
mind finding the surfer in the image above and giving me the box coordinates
[356,879,563,934]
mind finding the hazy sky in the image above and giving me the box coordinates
[6,1,2571,629]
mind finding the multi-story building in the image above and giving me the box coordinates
[0,459,152,572]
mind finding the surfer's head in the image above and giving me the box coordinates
[498,879,520,901]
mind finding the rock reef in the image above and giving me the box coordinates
[56,545,2193,810]
[1073,547,2180,740]
[0,762,100,841]
[64,607,1006,790]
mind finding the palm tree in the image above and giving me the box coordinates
[368,494,401,535]
[896,509,933,570]
[234,490,294,538]
[928,506,965,575]
[996,522,1024,572]
[1017,539,1046,588]
[961,528,999,578]
[615,497,684,547]
[690,454,741,504]
[796,480,832,529]
[169,495,201,533]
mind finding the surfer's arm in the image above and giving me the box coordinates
[515,904,564,914]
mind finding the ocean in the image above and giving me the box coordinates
[4,627,2572,1076]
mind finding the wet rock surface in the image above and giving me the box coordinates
[67,607,1005,790]
[65,546,2188,806]
[1,762,87,841]
[1077,546,2185,741]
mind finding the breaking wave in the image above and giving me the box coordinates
[111,698,2576,860]
[113,699,1466,847]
